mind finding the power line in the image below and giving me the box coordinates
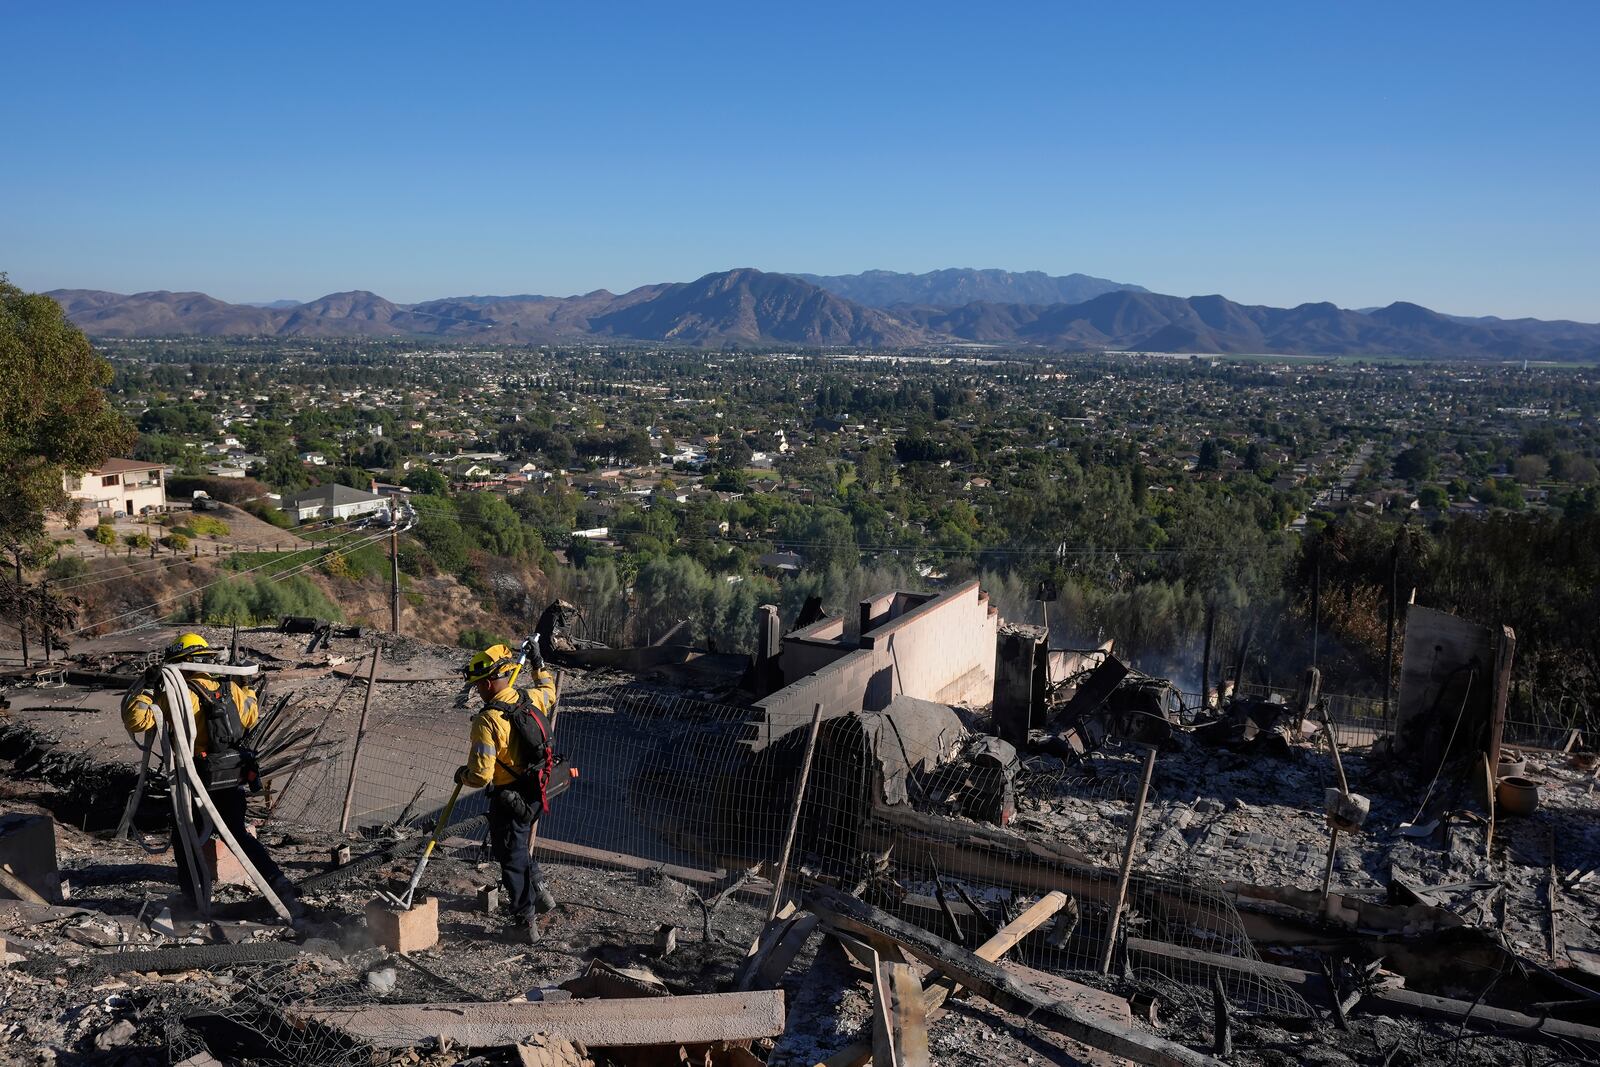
[54,512,379,591]
[63,524,392,638]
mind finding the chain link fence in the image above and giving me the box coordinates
[262,669,1312,1022]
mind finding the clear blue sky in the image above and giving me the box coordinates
[4,1,1596,319]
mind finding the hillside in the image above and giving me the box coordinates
[45,270,1600,359]
[586,268,929,346]
[791,267,1147,307]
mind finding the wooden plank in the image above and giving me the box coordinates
[531,837,774,899]
[292,990,787,1050]
[1130,938,1600,1052]
[870,949,895,1067]
[1126,938,1329,999]
[734,910,819,991]
[757,913,821,989]
[863,804,1238,940]
[1368,987,1600,1052]
[875,959,929,1067]
[0,865,49,906]
[1000,962,1133,1067]
[807,885,1222,1067]
[819,891,1070,1067]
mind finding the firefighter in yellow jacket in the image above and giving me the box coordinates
[455,641,558,943]
[122,633,299,913]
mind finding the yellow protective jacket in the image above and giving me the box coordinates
[462,668,557,788]
[121,675,260,753]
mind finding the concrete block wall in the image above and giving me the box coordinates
[753,580,999,749]
[860,581,996,709]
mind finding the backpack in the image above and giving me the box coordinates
[192,680,249,789]
[499,688,556,813]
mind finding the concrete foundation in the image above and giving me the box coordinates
[365,896,439,952]
[0,814,60,904]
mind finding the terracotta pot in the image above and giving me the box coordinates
[1497,752,1527,779]
[1496,775,1540,816]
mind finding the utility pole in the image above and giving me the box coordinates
[14,552,29,668]
[1310,555,1321,670]
[389,525,401,634]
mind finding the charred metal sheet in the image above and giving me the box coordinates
[1054,656,1131,726]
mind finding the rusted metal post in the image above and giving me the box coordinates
[267,651,369,822]
[1099,744,1157,974]
[767,701,824,923]
[1321,701,1350,903]
[339,646,381,833]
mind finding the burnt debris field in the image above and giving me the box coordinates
[3,584,1600,1067]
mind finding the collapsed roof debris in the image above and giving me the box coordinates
[3,586,1599,1066]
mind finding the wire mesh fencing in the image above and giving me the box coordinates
[262,668,1312,1018]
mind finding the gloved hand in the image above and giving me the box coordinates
[453,765,471,786]
[526,636,544,671]
[141,662,165,689]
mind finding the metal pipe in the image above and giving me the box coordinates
[339,646,382,833]
[767,701,825,923]
[1099,745,1157,974]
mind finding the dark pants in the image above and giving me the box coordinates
[177,785,290,905]
[488,786,546,923]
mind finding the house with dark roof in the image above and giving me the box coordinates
[280,483,388,523]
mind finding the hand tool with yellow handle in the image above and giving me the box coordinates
[377,780,463,910]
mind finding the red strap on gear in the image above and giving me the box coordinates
[511,688,555,814]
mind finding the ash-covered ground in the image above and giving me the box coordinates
[2,624,1598,1067]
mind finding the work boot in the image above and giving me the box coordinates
[533,881,557,915]
[517,916,541,945]
[270,879,307,923]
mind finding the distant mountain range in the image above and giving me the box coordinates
[45,268,1600,360]
[790,268,1146,308]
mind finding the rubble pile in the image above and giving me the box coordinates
[2,598,1599,1066]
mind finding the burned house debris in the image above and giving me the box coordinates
[3,579,1600,1067]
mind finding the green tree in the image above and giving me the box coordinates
[402,467,449,495]
[412,496,472,571]
[1392,445,1436,483]
[458,492,530,557]
[0,277,134,554]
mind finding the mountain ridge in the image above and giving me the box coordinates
[43,270,1600,361]
[789,267,1148,308]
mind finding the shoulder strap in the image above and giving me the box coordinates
[500,688,555,813]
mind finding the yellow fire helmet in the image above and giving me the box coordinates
[164,632,221,663]
[463,643,521,687]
